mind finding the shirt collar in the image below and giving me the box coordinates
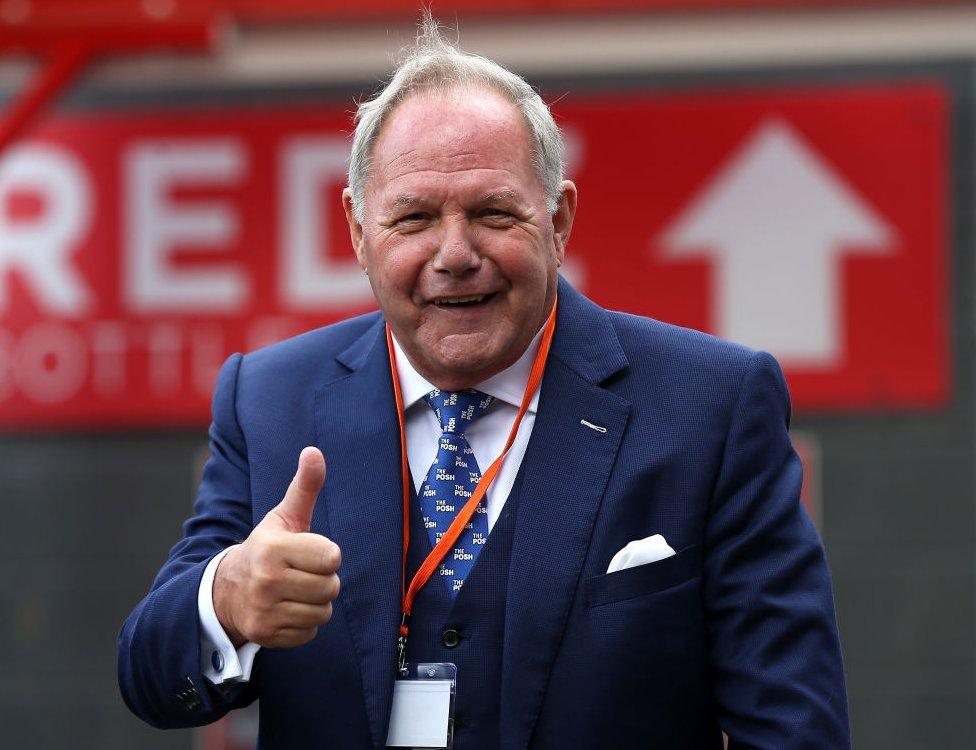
[391,326,546,414]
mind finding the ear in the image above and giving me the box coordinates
[342,188,367,270]
[551,180,577,267]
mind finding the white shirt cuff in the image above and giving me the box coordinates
[198,545,261,685]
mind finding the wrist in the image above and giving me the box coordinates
[213,547,247,648]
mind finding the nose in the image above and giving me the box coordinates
[432,217,481,276]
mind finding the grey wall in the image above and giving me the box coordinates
[0,434,201,749]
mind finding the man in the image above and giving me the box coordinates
[119,18,850,749]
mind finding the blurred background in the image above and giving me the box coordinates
[0,0,970,747]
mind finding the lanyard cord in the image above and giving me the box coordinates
[385,299,558,674]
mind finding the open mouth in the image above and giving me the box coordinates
[432,292,497,308]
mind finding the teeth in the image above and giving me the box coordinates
[437,295,485,305]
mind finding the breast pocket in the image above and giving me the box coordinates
[585,544,701,607]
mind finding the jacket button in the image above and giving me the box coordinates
[441,629,460,648]
[178,677,202,710]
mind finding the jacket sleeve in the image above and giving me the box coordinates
[117,353,259,728]
[703,351,851,749]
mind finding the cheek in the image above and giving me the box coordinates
[366,238,427,298]
[494,243,554,291]
[481,226,557,275]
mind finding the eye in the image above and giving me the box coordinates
[480,208,516,223]
[394,212,431,231]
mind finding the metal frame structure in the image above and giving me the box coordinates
[0,2,218,152]
[1,0,970,155]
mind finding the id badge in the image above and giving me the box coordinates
[386,662,457,749]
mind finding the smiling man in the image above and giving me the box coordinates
[119,17,850,750]
[346,85,574,390]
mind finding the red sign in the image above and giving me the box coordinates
[561,83,948,413]
[12,0,973,29]
[0,82,948,429]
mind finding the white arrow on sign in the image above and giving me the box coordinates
[659,118,895,367]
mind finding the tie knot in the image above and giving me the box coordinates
[424,389,494,434]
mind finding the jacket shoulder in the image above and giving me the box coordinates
[239,311,382,386]
[601,309,791,438]
[608,310,760,374]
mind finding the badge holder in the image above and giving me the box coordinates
[386,662,457,749]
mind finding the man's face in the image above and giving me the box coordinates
[343,87,576,390]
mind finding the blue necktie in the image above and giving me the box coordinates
[418,388,495,597]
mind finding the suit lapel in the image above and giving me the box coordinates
[314,318,401,750]
[500,279,632,749]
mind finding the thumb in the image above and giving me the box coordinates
[271,446,326,532]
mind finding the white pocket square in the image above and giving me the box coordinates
[606,534,676,574]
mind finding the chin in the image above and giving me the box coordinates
[436,346,497,375]
[424,341,506,387]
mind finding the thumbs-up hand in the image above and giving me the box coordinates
[213,447,341,648]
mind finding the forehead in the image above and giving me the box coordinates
[368,87,541,202]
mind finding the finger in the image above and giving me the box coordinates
[274,600,334,629]
[272,447,326,532]
[277,569,341,605]
[258,626,319,649]
[281,532,342,575]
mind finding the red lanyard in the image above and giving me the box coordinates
[385,299,558,675]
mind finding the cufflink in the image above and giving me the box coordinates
[211,650,224,672]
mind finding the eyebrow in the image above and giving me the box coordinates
[392,195,425,208]
[388,189,522,210]
[480,189,520,205]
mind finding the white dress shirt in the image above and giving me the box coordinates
[198,327,544,685]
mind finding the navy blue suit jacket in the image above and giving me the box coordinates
[118,277,850,748]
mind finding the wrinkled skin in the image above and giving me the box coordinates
[343,86,577,390]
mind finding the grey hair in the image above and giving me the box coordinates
[348,14,565,223]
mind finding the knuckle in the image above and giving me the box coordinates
[328,574,341,601]
[322,542,341,572]
[264,534,289,559]
[251,542,275,569]
[264,628,287,648]
[279,626,316,648]
[258,621,281,644]
[252,566,275,590]
[251,572,280,604]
